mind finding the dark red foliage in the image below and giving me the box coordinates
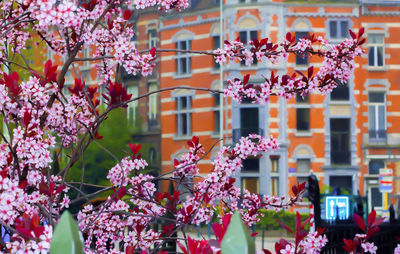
[82,0,98,11]
[128,143,142,159]
[211,214,232,243]
[14,213,45,240]
[177,236,213,254]
[1,71,21,98]
[103,82,132,107]
[69,78,85,96]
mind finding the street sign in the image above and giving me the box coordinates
[379,168,393,193]
[325,196,349,220]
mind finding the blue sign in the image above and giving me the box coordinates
[288,167,296,173]
[325,196,349,220]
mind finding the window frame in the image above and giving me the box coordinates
[175,95,193,137]
[238,30,258,66]
[368,33,385,67]
[212,35,220,69]
[148,83,158,121]
[127,86,139,125]
[328,19,350,40]
[270,156,279,196]
[176,39,192,76]
[368,91,386,142]
[295,31,309,66]
[212,93,220,134]
[148,29,158,49]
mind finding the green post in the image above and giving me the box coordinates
[221,212,255,254]
[50,211,84,254]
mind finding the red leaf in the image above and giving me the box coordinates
[125,245,135,254]
[150,47,157,57]
[275,219,293,233]
[117,186,126,200]
[296,211,301,230]
[23,110,31,127]
[243,74,250,85]
[123,9,133,20]
[39,182,51,197]
[292,185,298,196]
[353,213,366,231]
[368,209,376,227]
[251,232,258,237]
[307,66,314,79]
[366,226,380,241]
[358,27,365,38]
[55,185,66,194]
[177,242,188,254]
[263,249,272,254]
[349,30,356,40]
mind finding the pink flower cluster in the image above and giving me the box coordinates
[219,30,365,103]
[134,0,189,12]
[174,135,304,226]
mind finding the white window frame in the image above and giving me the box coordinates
[175,95,192,137]
[148,83,157,121]
[239,30,258,66]
[368,92,386,141]
[368,34,385,67]
[328,19,349,40]
[176,40,191,76]
[148,29,158,49]
[270,156,279,196]
[127,86,139,125]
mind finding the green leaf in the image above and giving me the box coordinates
[50,211,84,254]
[221,212,255,254]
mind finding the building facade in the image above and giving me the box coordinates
[159,0,400,215]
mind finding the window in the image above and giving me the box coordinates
[242,157,259,172]
[329,20,349,39]
[176,96,192,136]
[127,86,138,125]
[240,107,259,136]
[239,30,258,65]
[297,158,310,174]
[331,82,349,101]
[213,36,220,69]
[149,148,157,165]
[370,187,383,208]
[369,160,384,175]
[330,118,350,165]
[296,93,309,103]
[368,92,386,141]
[213,94,220,134]
[242,177,259,194]
[296,109,310,132]
[368,34,384,67]
[296,93,310,132]
[176,40,191,75]
[295,32,309,65]
[296,159,310,200]
[148,83,158,121]
[270,156,279,196]
[148,29,158,49]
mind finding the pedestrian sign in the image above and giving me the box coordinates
[325,196,349,220]
[379,168,393,193]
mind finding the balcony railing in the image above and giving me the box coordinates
[232,128,264,143]
[369,129,387,143]
[331,151,351,165]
